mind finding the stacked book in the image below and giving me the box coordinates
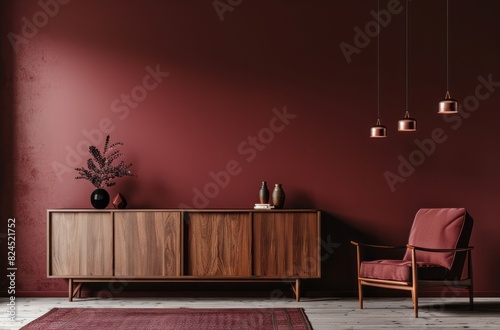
[254,204,275,210]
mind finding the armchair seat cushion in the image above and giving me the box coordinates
[360,259,448,282]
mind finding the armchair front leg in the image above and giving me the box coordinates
[468,250,474,310]
[408,246,419,318]
[352,242,364,309]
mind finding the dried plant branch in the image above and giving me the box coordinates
[75,135,135,188]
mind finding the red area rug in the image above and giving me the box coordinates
[21,307,313,330]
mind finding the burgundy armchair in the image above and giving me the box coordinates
[351,208,474,317]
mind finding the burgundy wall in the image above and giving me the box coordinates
[1,0,500,297]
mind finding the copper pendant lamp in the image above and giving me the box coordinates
[398,111,417,132]
[398,0,417,132]
[371,119,387,138]
[439,91,458,114]
[370,0,387,138]
[438,0,458,114]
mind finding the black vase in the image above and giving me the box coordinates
[90,188,110,209]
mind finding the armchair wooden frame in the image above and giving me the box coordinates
[351,241,474,318]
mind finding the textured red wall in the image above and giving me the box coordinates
[1,0,500,297]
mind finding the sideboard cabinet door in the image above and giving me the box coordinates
[186,212,252,276]
[114,212,182,277]
[48,212,113,276]
[253,212,320,277]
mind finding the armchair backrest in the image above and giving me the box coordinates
[403,208,473,279]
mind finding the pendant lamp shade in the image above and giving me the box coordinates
[438,91,458,114]
[398,111,417,131]
[370,119,387,138]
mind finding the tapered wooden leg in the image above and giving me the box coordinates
[411,248,418,318]
[68,279,73,302]
[68,280,83,301]
[294,279,301,302]
[469,285,474,311]
[468,252,474,311]
[412,289,418,318]
[358,280,364,309]
[355,245,363,309]
[468,276,474,312]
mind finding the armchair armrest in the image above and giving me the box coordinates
[351,241,406,249]
[406,244,474,253]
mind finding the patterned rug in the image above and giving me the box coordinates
[21,307,313,330]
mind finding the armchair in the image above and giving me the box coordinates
[351,208,474,317]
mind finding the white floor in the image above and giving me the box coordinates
[1,297,499,329]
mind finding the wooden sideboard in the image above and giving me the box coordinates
[47,209,321,301]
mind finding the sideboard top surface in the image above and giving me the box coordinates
[47,209,320,213]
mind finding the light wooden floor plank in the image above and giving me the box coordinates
[1,297,499,329]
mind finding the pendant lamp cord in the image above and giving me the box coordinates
[406,0,409,113]
[446,0,449,93]
[377,0,380,120]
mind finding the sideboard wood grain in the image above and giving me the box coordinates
[48,212,113,276]
[114,211,182,277]
[186,212,251,276]
[253,212,320,277]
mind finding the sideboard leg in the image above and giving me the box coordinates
[68,279,73,302]
[291,279,301,302]
[73,283,83,299]
[296,279,301,302]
